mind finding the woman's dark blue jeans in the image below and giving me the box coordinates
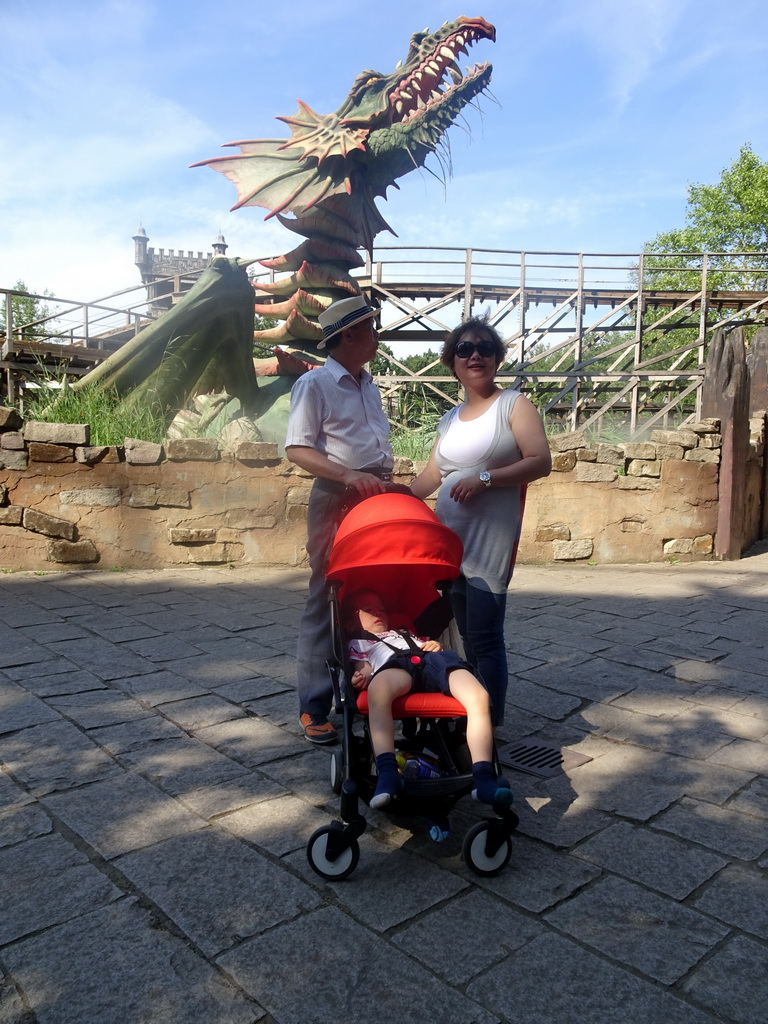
[451,575,508,726]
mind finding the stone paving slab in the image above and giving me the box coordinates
[2,900,263,1024]
[41,772,206,858]
[0,833,121,944]
[115,829,321,957]
[217,905,498,1024]
[680,935,768,1024]
[1,554,768,1024]
[572,820,727,898]
[0,719,122,795]
[545,874,730,984]
[466,932,720,1024]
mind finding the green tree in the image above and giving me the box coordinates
[0,280,54,339]
[643,145,768,291]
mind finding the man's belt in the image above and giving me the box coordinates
[360,466,393,481]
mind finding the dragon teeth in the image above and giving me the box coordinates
[440,46,454,61]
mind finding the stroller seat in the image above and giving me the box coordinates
[355,691,466,718]
[305,491,518,881]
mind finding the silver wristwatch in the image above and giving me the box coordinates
[479,471,492,488]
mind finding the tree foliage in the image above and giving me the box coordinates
[0,280,54,338]
[643,145,768,291]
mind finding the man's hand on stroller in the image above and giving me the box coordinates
[343,470,390,498]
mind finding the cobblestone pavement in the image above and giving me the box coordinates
[1,547,767,1024]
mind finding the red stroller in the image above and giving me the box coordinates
[305,491,518,880]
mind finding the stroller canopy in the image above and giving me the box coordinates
[326,492,463,625]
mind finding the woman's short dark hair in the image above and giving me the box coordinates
[440,314,506,371]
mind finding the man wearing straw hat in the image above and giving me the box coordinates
[286,295,394,744]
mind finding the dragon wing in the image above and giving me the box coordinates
[191,139,352,219]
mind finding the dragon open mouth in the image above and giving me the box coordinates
[385,19,495,124]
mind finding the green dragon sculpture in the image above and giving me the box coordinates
[194,15,496,350]
[66,16,495,444]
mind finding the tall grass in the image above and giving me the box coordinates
[19,374,167,446]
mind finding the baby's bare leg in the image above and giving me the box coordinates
[448,668,513,806]
[446,669,493,762]
[367,667,413,756]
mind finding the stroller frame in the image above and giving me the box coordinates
[305,492,518,881]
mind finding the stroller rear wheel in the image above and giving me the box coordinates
[307,825,360,880]
[463,820,513,877]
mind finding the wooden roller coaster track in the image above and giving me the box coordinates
[3,248,768,436]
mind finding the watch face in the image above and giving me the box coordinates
[480,471,491,484]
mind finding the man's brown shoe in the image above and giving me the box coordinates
[300,712,338,745]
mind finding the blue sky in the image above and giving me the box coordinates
[2,0,768,303]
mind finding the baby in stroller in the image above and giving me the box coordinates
[305,491,518,880]
[344,587,513,811]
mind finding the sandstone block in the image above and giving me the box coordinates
[551,451,576,472]
[664,537,694,555]
[23,508,75,540]
[623,443,656,460]
[655,444,685,460]
[0,431,25,450]
[0,449,28,470]
[128,486,159,508]
[0,407,23,430]
[24,421,89,445]
[693,534,714,555]
[46,538,99,563]
[536,524,571,542]
[185,542,231,564]
[286,487,310,508]
[168,528,217,544]
[0,505,23,525]
[28,442,74,463]
[699,434,722,449]
[287,504,308,523]
[685,448,720,463]
[156,487,191,508]
[75,446,122,464]
[234,441,279,462]
[576,448,597,462]
[549,430,586,452]
[124,438,163,465]
[689,419,720,433]
[575,462,617,483]
[596,444,624,465]
[650,429,698,449]
[60,487,121,508]
[553,538,593,560]
[627,459,661,478]
[165,438,219,462]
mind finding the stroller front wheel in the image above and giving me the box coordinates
[330,748,343,794]
[462,821,512,877]
[307,825,360,880]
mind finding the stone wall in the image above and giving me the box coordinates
[0,410,746,572]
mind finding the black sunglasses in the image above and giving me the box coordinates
[454,339,497,359]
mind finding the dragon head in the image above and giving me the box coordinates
[278,17,495,183]
[194,16,495,247]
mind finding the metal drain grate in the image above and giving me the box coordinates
[497,738,593,779]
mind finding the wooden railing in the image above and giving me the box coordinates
[4,249,768,436]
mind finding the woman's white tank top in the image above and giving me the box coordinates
[438,396,499,463]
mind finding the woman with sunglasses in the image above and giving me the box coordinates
[410,315,551,727]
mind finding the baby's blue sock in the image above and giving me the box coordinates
[472,761,513,807]
[371,752,404,809]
